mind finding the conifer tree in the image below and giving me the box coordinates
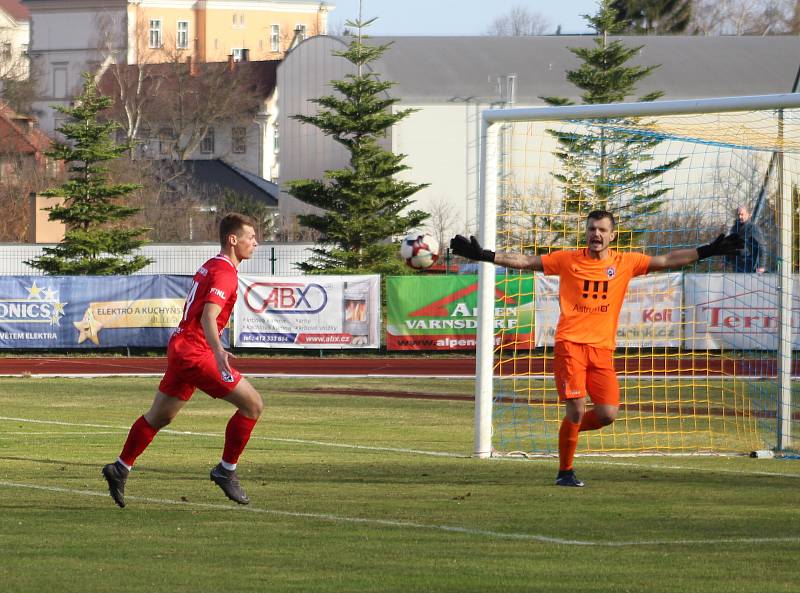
[286,16,429,274]
[539,0,685,247]
[27,73,151,275]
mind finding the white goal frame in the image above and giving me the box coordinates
[475,93,800,458]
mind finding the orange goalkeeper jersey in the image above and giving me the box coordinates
[541,249,651,350]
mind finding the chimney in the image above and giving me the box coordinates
[186,55,199,76]
[227,54,235,71]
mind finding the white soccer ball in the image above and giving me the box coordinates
[400,233,440,269]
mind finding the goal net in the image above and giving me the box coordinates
[474,94,800,458]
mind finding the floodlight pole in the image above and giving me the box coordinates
[474,120,499,458]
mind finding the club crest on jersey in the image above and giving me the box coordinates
[606,267,616,278]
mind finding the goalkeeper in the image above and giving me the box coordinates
[450,210,742,487]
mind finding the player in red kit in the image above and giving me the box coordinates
[102,213,263,506]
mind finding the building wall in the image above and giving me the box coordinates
[129,0,327,62]
[137,118,263,175]
[390,103,486,235]
[26,1,126,133]
[276,35,353,224]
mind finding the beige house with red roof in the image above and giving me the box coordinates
[0,100,63,242]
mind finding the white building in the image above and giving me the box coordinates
[277,35,800,237]
[0,0,30,82]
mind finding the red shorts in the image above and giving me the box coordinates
[553,340,619,406]
[158,335,242,401]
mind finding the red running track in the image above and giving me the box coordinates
[0,356,794,377]
[0,357,478,376]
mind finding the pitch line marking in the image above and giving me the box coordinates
[2,415,799,478]
[0,416,467,458]
[0,479,797,548]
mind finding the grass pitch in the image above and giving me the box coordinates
[0,376,798,593]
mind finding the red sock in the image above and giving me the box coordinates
[119,416,159,468]
[222,411,258,465]
[579,409,604,432]
[558,418,580,471]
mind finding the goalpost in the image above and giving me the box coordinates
[474,93,800,458]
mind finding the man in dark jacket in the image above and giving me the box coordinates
[726,206,765,273]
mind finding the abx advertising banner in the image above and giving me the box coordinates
[234,275,381,348]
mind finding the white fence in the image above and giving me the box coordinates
[0,243,315,276]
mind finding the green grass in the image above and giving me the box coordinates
[0,377,798,593]
[495,376,790,454]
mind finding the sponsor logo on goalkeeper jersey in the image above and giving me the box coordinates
[571,303,609,314]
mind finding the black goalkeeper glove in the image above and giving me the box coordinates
[696,233,744,260]
[450,235,495,263]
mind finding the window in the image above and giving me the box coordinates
[158,127,174,155]
[232,127,246,154]
[232,48,244,62]
[200,127,215,154]
[177,21,189,49]
[295,24,307,41]
[1,42,11,59]
[240,14,245,27]
[53,64,67,99]
[149,19,162,48]
[273,126,279,154]
[135,126,152,155]
[270,24,280,52]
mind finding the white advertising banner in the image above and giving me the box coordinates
[234,275,381,349]
[683,273,795,350]
[534,272,683,348]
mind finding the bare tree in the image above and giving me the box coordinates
[692,0,797,35]
[0,28,37,114]
[96,14,164,151]
[486,5,551,36]
[424,198,461,257]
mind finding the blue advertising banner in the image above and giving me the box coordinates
[0,276,194,349]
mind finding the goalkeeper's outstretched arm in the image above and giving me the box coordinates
[648,233,743,272]
[450,235,544,272]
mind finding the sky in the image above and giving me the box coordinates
[327,0,599,36]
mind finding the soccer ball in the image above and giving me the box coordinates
[400,233,440,269]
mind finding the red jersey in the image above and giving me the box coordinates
[541,249,651,350]
[172,254,238,350]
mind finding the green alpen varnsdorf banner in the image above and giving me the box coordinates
[386,275,535,351]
